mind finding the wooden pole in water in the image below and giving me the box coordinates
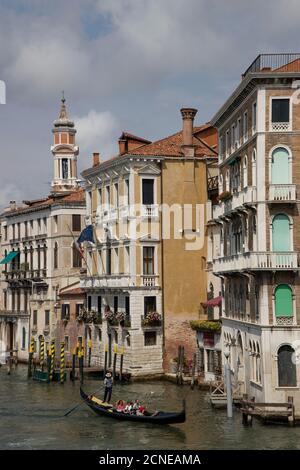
[179,346,184,385]
[27,337,35,378]
[40,337,45,372]
[191,352,196,389]
[78,343,84,384]
[112,344,117,380]
[88,339,92,368]
[104,344,108,377]
[60,341,65,384]
[119,346,124,382]
[47,350,51,382]
[49,340,55,382]
[176,345,181,385]
[71,348,76,381]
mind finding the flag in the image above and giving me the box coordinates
[76,225,94,257]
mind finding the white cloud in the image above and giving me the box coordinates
[74,110,119,162]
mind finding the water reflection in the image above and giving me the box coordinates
[0,366,300,450]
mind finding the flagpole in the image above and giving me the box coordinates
[66,224,93,278]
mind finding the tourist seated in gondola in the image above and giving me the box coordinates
[124,402,134,414]
[132,399,140,412]
[116,399,126,413]
[136,405,146,416]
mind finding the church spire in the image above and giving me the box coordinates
[51,94,79,193]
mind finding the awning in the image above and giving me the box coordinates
[0,251,19,264]
[201,296,222,308]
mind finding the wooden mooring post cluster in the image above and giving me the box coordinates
[240,395,295,426]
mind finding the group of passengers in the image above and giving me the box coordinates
[115,399,146,416]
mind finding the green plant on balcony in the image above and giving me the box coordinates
[190,320,221,333]
[218,191,232,202]
[142,311,162,327]
[20,262,30,271]
[104,308,118,326]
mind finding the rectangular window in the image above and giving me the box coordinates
[207,349,215,373]
[33,310,37,326]
[143,247,154,275]
[125,179,130,205]
[252,102,257,132]
[114,183,119,208]
[45,310,50,326]
[144,296,157,316]
[106,248,112,275]
[225,129,229,156]
[124,246,130,274]
[76,303,83,317]
[62,158,69,179]
[106,186,110,205]
[125,296,130,316]
[142,179,154,205]
[61,304,70,320]
[4,225,7,240]
[237,118,241,145]
[87,295,92,312]
[97,188,102,207]
[53,216,58,233]
[243,111,248,142]
[113,248,119,274]
[144,331,157,346]
[272,98,289,123]
[72,214,81,232]
[97,296,102,314]
[113,296,118,314]
[64,336,69,352]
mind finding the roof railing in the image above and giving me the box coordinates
[242,53,300,79]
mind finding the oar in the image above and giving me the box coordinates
[64,386,103,417]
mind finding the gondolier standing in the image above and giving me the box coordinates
[103,371,113,403]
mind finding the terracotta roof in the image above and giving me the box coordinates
[59,287,84,296]
[2,188,85,217]
[274,58,300,73]
[119,132,152,144]
[129,124,217,157]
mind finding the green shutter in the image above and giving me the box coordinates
[271,148,289,184]
[272,214,290,251]
[275,284,293,317]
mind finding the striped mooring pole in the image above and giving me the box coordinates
[60,342,65,384]
[49,340,55,382]
[119,346,124,382]
[39,337,45,371]
[27,337,35,378]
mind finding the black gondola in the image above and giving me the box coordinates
[80,387,186,425]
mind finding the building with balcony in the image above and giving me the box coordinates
[0,98,85,362]
[81,108,218,376]
[209,53,300,411]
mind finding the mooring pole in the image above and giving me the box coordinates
[71,348,76,382]
[27,337,34,378]
[104,344,108,377]
[88,339,92,368]
[112,344,117,380]
[224,353,233,418]
[119,346,124,382]
[60,341,65,384]
[40,337,45,372]
[49,340,55,382]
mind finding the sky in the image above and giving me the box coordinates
[0,0,300,207]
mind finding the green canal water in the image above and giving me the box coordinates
[0,365,300,450]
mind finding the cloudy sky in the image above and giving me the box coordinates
[0,0,299,206]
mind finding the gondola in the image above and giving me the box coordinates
[80,387,186,425]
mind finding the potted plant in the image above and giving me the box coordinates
[218,191,232,202]
[142,311,162,327]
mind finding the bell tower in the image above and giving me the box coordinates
[51,94,79,192]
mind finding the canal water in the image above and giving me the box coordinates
[1,366,300,450]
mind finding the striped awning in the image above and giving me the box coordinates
[201,296,222,308]
[0,251,19,264]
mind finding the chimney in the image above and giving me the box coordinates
[118,138,127,155]
[180,107,198,147]
[93,152,100,167]
[9,200,16,211]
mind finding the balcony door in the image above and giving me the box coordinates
[272,214,290,251]
[271,148,289,184]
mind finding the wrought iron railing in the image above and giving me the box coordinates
[242,53,300,78]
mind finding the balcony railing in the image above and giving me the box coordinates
[0,309,29,318]
[269,184,296,202]
[270,121,291,132]
[214,251,298,273]
[211,187,256,220]
[141,275,158,287]
[242,53,300,78]
[81,274,133,289]
[275,316,294,326]
[141,204,159,218]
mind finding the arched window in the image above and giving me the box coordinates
[225,170,230,191]
[278,345,296,387]
[243,155,248,188]
[22,327,26,350]
[275,284,293,317]
[272,214,290,251]
[43,244,47,270]
[54,242,58,269]
[271,147,290,184]
[72,242,82,268]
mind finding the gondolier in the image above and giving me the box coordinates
[103,371,113,403]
